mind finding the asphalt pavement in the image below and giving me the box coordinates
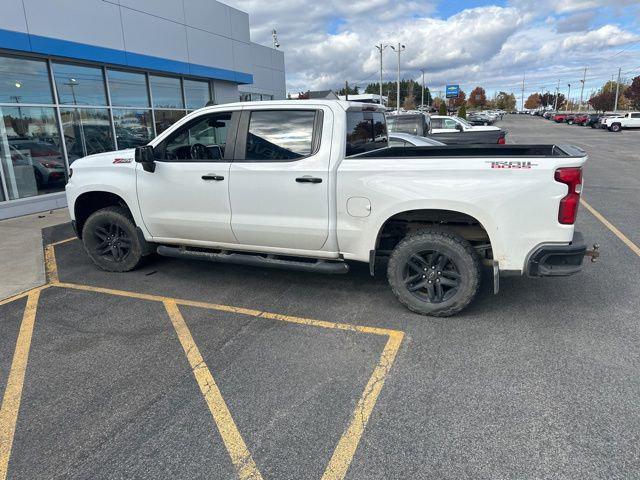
[1,115,639,479]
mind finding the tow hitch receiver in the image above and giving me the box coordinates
[585,243,600,262]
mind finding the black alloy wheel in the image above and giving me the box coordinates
[403,250,460,303]
[93,222,132,263]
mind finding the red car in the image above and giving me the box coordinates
[573,114,589,125]
[553,114,567,122]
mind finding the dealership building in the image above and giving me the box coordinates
[0,0,286,218]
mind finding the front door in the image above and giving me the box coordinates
[137,110,238,244]
[229,107,331,251]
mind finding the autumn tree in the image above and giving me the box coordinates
[589,91,615,112]
[495,91,517,111]
[524,93,542,110]
[468,86,487,108]
[450,90,466,108]
[624,75,640,109]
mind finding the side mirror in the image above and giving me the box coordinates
[135,145,155,172]
[455,123,464,132]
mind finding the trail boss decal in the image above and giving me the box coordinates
[113,158,133,164]
[486,160,538,169]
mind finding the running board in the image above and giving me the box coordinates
[156,245,350,274]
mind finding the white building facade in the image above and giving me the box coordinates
[0,0,285,218]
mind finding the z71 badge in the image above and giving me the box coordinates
[113,158,133,164]
[486,160,538,169]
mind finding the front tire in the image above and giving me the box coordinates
[82,206,144,272]
[610,123,621,132]
[387,230,481,317]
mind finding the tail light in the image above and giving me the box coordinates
[497,136,506,144]
[555,167,582,224]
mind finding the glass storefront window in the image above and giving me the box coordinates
[53,63,107,106]
[60,108,114,163]
[0,106,65,200]
[150,75,183,109]
[154,110,186,134]
[107,70,149,107]
[0,55,53,104]
[184,79,210,109]
[112,109,153,148]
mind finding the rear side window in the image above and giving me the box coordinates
[346,111,387,156]
[246,110,317,161]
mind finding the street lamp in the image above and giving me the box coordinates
[567,83,571,111]
[389,43,405,113]
[374,44,388,106]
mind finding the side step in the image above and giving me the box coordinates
[157,245,349,275]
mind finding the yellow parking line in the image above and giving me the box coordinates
[0,290,41,480]
[43,245,59,284]
[42,243,404,479]
[163,300,263,480]
[47,237,76,247]
[322,331,404,480]
[581,199,640,257]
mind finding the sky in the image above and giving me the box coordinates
[224,0,640,104]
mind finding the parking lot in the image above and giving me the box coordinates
[1,115,640,479]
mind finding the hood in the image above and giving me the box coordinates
[71,149,136,169]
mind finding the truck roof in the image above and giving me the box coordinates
[202,99,386,112]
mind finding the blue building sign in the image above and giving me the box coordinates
[445,84,460,98]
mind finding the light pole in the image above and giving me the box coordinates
[374,43,388,106]
[272,29,280,49]
[578,67,586,112]
[553,79,560,112]
[64,77,78,105]
[389,43,405,113]
[614,66,622,112]
[420,69,425,110]
[566,83,571,111]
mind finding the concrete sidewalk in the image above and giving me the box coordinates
[0,208,70,300]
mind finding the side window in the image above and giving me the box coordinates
[345,111,387,156]
[246,110,317,161]
[431,118,443,129]
[162,112,232,161]
[444,119,458,129]
[631,113,640,118]
[388,139,407,147]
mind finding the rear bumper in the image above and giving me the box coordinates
[527,232,589,277]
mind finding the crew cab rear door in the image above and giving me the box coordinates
[228,106,332,250]
[136,110,238,243]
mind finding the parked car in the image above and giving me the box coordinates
[552,114,567,122]
[429,115,506,144]
[585,114,602,128]
[602,112,640,132]
[388,132,446,147]
[572,114,589,125]
[65,100,597,317]
[564,114,576,124]
[467,112,494,126]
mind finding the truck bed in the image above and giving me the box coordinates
[354,144,586,158]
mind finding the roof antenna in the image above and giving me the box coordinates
[272,28,280,49]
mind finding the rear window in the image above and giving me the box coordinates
[346,111,387,156]
[246,110,317,161]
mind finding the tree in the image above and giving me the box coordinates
[626,76,640,109]
[589,91,615,112]
[402,80,416,110]
[495,91,517,111]
[337,84,359,96]
[468,86,487,108]
[438,102,447,115]
[540,92,565,109]
[365,80,432,108]
[458,103,467,119]
[524,93,541,110]
[450,90,466,108]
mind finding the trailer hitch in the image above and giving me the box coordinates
[584,243,600,262]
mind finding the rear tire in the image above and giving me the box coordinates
[82,206,143,272]
[387,230,481,317]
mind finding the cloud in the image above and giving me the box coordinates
[225,0,640,98]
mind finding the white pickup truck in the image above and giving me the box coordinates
[602,112,640,132]
[65,100,597,316]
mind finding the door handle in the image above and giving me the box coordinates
[202,174,224,181]
[296,176,322,184]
